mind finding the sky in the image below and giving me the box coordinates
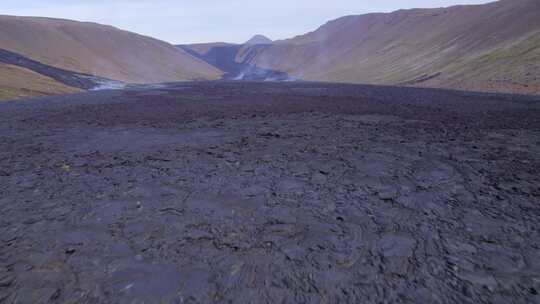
[2,0,495,44]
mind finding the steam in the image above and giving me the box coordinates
[230,58,298,82]
[230,67,297,82]
[232,72,245,81]
[91,81,126,90]
[79,76,126,91]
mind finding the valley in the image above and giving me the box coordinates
[1,1,539,302]
[0,81,539,303]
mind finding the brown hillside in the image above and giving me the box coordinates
[0,15,222,83]
[245,0,540,94]
[0,63,81,100]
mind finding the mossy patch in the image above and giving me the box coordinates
[0,88,22,101]
[477,34,540,64]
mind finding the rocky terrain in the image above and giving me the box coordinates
[0,81,539,303]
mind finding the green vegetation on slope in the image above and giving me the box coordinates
[436,31,540,94]
[477,34,540,64]
[0,63,81,101]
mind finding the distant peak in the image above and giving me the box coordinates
[244,35,273,45]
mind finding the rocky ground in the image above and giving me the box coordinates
[0,81,539,303]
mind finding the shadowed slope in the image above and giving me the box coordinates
[179,43,290,81]
[0,82,539,302]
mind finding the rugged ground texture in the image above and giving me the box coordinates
[0,81,539,303]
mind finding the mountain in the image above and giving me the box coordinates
[179,39,289,81]
[244,35,273,45]
[0,15,222,84]
[242,0,540,94]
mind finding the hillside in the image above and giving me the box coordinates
[0,15,222,84]
[242,0,540,94]
[0,63,81,100]
[179,43,290,81]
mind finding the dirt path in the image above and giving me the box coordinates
[1,82,539,303]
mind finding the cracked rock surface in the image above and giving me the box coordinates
[1,82,539,303]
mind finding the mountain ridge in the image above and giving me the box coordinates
[240,0,540,94]
[1,0,539,98]
[0,15,222,84]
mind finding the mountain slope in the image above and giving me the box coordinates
[0,15,222,84]
[0,48,123,90]
[0,63,81,100]
[244,0,540,94]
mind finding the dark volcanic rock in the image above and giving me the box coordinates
[0,48,123,90]
[0,81,539,303]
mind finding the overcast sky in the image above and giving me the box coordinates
[3,0,495,44]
